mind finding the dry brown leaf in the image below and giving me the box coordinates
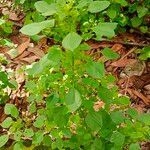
[128,88,150,105]
[21,55,39,64]
[111,44,123,52]
[28,47,45,58]
[111,58,136,67]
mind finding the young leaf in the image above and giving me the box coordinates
[86,62,105,79]
[13,142,24,150]
[65,88,82,112]
[0,135,9,148]
[62,32,82,51]
[102,48,120,59]
[35,1,57,16]
[20,20,55,36]
[33,115,46,128]
[129,143,140,150]
[4,103,19,118]
[137,6,148,18]
[23,128,34,138]
[1,117,13,128]
[93,23,117,40]
[88,1,110,13]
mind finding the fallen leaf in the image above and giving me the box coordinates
[111,58,136,67]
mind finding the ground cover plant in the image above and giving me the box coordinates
[0,0,150,150]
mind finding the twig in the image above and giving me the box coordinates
[101,39,150,47]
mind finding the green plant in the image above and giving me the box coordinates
[0,0,150,149]
[136,47,150,60]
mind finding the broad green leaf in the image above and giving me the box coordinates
[1,117,13,128]
[62,32,82,51]
[85,111,102,131]
[20,20,55,36]
[65,88,81,112]
[0,135,9,148]
[88,1,110,13]
[13,142,24,150]
[115,0,128,6]
[24,128,34,138]
[137,113,150,125]
[111,111,124,124]
[47,46,62,66]
[91,139,104,150]
[110,131,125,147]
[33,115,46,128]
[129,143,141,150]
[137,6,148,18]
[86,62,105,79]
[35,1,57,16]
[77,0,92,9]
[32,131,44,145]
[93,23,117,40]
[4,103,19,118]
[102,48,120,59]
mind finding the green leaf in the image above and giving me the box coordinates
[65,88,82,112]
[13,142,24,150]
[35,1,57,16]
[23,128,34,138]
[110,131,125,147]
[111,111,124,124]
[127,108,138,119]
[86,62,105,79]
[33,115,46,128]
[32,131,44,145]
[137,6,148,18]
[131,17,142,28]
[85,111,102,131]
[129,143,141,150]
[1,117,13,128]
[88,1,110,13]
[20,20,55,36]
[137,113,150,125]
[93,23,117,40]
[0,135,9,148]
[114,96,130,106]
[62,32,82,51]
[4,103,19,118]
[102,48,120,59]
[47,46,62,66]
[14,131,22,141]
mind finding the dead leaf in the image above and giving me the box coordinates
[93,101,105,112]
[128,88,150,105]
[28,47,45,58]
[111,58,136,67]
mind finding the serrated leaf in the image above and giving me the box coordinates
[35,1,57,16]
[102,48,120,59]
[62,32,82,51]
[1,117,13,128]
[4,103,19,118]
[65,88,81,112]
[88,1,110,13]
[0,135,9,148]
[20,20,55,36]
[86,62,105,79]
[93,22,117,40]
